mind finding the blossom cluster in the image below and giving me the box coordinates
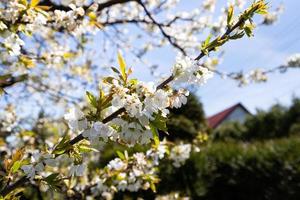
[64,53,197,146]
[172,55,214,85]
[286,54,300,68]
[238,69,268,86]
[21,150,58,180]
[90,151,161,196]
[17,137,192,199]
[169,143,192,167]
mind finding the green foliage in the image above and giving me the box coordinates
[158,136,300,200]
[213,97,300,141]
[212,121,246,142]
[166,93,208,142]
[227,5,234,27]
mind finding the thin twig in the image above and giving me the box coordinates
[137,0,187,56]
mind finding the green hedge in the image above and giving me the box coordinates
[212,98,300,141]
[157,137,300,200]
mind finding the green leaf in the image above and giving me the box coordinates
[227,5,234,26]
[150,182,157,193]
[86,91,97,108]
[103,77,114,84]
[117,52,127,81]
[151,114,168,132]
[99,88,105,100]
[69,149,82,165]
[244,24,254,37]
[21,130,35,137]
[202,34,212,50]
[150,124,160,147]
[78,144,99,153]
[11,161,21,173]
[129,79,138,85]
[52,135,71,155]
[116,151,125,160]
[111,67,120,74]
[44,173,59,183]
[30,0,40,7]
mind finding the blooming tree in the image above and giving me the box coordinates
[0,0,300,199]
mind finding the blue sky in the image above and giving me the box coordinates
[200,0,300,116]
[129,0,300,116]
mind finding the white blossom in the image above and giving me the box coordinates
[21,162,44,180]
[286,53,300,68]
[64,107,88,132]
[69,164,86,177]
[107,158,127,171]
[172,55,214,85]
[249,69,268,83]
[2,33,25,56]
[170,144,191,168]
[169,89,189,109]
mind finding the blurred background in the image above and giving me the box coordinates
[1,0,300,199]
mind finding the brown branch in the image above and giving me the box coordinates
[0,176,28,197]
[40,0,136,12]
[0,74,28,89]
[137,0,187,56]
[103,19,154,26]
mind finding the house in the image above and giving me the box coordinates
[207,103,251,129]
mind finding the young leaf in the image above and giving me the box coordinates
[103,76,115,84]
[35,5,52,11]
[88,12,97,21]
[244,24,255,37]
[30,0,40,7]
[52,135,71,155]
[86,91,97,108]
[44,173,60,183]
[129,78,138,86]
[151,114,168,132]
[116,151,125,160]
[150,182,157,193]
[111,67,120,74]
[150,124,160,147]
[202,34,212,50]
[117,52,127,81]
[20,56,35,68]
[227,5,234,26]
[78,145,99,153]
[11,161,22,173]
[12,149,24,163]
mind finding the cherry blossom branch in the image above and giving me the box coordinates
[41,0,136,12]
[0,1,270,197]
[68,13,249,146]
[194,19,245,61]
[156,15,247,89]
[69,107,126,145]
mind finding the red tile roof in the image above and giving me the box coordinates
[207,103,250,128]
